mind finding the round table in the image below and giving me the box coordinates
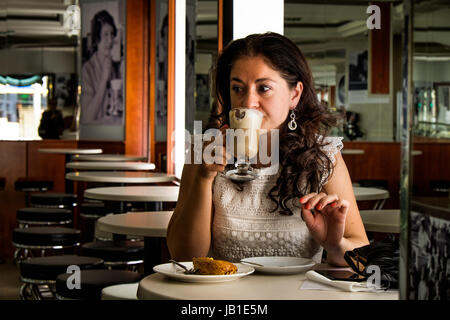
[97,211,173,275]
[38,148,103,155]
[66,171,175,184]
[359,209,400,233]
[38,148,103,192]
[84,186,179,202]
[137,267,398,300]
[353,186,389,210]
[66,161,156,171]
[84,185,179,213]
[74,154,148,162]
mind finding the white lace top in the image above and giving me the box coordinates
[211,136,343,263]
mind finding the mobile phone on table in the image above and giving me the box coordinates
[315,270,367,282]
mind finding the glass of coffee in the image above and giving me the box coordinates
[225,108,263,182]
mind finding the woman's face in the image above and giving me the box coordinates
[229,55,302,130]
[97,23,114,56]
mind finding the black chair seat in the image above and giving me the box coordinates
[19,255,104,281]
[12,227,81,247]
[79,202,111,218]
[30,193,77,207]
[15,179,53,192]
[80,240,144,262]
[0,177,5,191]
[17,208,73,223]
[56,269,142,300]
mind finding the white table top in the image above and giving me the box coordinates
[359,209,400,233]
[137,267,398,300]
[74,154,148,162]
[412,150,423,156]
[84,185,179,202]
[97,211,173,237]
[66,161,155,171]
[66,171,175,184]
[341,149,364,155]
[38,148,103,155]
[353,186,389,201]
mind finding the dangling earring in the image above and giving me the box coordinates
[288,109,297,131]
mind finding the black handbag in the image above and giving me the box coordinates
[344,235,399,289]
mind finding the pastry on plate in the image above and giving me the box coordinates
[192,257,238,275]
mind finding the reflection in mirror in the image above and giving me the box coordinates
[410,0,450,301]
[284,1,404,142]
[0,0,79,140]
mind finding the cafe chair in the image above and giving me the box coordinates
[16,207,73,228]
[18,255,104,300]
[0,177,5,191]
[12,226,81,263]
[55,269,142,300]
[79,240,144,271]
[30,193,77,209]
[101,282,139,300]
[14,178,54,206]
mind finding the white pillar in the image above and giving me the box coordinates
[174,0,186,179]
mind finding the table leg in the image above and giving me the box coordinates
[143,202,163,211]
[65,154,74,194]
[143,237,162,276]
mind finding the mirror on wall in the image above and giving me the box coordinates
[0,0,79,140]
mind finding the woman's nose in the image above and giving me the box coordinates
[241,90,259,109]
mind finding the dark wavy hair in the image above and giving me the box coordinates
[91,10,117,53]
[207,32,338,215]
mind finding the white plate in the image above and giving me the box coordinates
[153,262,254,283]
[240,256,316,274]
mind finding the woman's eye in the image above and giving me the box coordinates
[231,86,243,93]
[259,85,270,93]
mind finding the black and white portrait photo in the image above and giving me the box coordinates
[409,211,450,300]
[80,0,125,125]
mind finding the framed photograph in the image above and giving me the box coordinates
[80,0,125,126]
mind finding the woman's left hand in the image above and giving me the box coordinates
[299,192,349,252]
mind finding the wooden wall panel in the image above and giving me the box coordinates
[0,142,26,259]
[369,2,391,94]
[27,140,77,192]
[342,142,401,209]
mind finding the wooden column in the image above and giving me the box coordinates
[369,2,391,94]
[217,0,233,52]
[125,0,150,158]
[166,0,176,174]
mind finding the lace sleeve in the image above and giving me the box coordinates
[319,136,344,186]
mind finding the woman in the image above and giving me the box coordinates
[167,33,369,266]
[81,10,122,124]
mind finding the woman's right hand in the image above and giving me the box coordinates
[196,124,231,181]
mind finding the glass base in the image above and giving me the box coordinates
[225,164,257,182]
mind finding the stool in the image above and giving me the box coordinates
[79,202,112,242]
[80,240,144,271]
[30,193,77,209]
[101,282,139,300]
[19,255,104,300]
[16,208,73,228]
[15,178,54,206]
[56,269,142,300]
[12,227,81,262]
